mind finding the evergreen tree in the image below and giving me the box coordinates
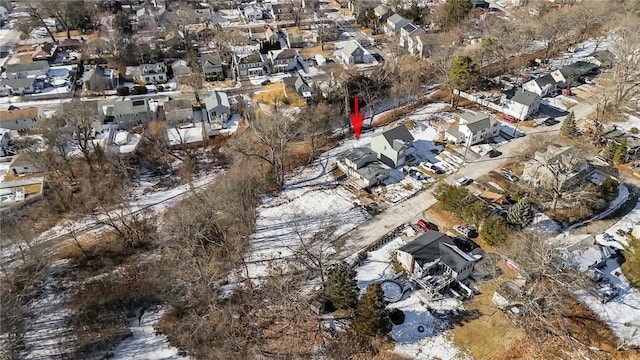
[353,283,390,337]
[506,198,535,228]
[444,0,472,28]
[602,140,618,159]
[481,216,509,246]
[560,111,577,137]
[613,140,628,164]
[448,55,480,91]
[324,262,359,310]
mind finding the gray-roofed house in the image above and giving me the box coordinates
[523,73,557,97]
[0,78,36,96]
[201,53,225,81]
[283,74,314,99]
[374,5,392,21]
[203,91,231,126]
[445,111,499,146]
[550,61,599,85]
[385,14,410,34]
[501,88,541,120]
[588,50,616,69]
[163,98,195,125]
[234,51,265,77]
[522,145,589,191]
[4,61,50,79]
[338,40,365,65]
[370,124,414,168]
[396,231,480,281]
[405,28,429,57]
[336,148,391,188]
[268,49,299,73]
[102,99,155,129]
[126,62,167,84]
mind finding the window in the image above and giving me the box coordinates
[145,77,150,81]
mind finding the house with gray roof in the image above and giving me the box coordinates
[283,74,314,99]
[370,124,414,168]
[203,91,230,127]
[268,49,299,73]
[163,98,195,125]
[445,111,499,146]
[385,13,410,34]
[102,98,155,129]
[523,73,557,97]
[336,148,390,188]
[201,53,225,81]
[234,51,266,77]
[126,62,167,84]
[4,61,50,79]
[501,88,541,120]
[338,40,365,65]
[0,78,36,96]
[396,231,481,281]
[550,61,599,85]
[374,5,392,21]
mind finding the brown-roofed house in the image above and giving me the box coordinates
[0,107,43,131]
[59,38,83,50]
[31,43,58,61]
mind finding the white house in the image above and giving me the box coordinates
[370,124,414,168]
[336,147,390,188]
[268,49,299,73]
[243,6,262,21]
[234,51,265,77]
[203,91,230,127]
[163,98,194,125]
[522,74,557,97]
[0,128,14,157]
[385,13,409,34]
[4,61,50,79]
[0,78,37,96]
[102,98,156,129]
[338,40,365,65]
[0,107,42,131]
[445,111,500,146]
[8,153,40,176]
[126,62,167,84]
[500,88,541,120]
[136,7,154,28]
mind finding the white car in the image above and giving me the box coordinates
[456,177,474,186]
[453,225,473,237]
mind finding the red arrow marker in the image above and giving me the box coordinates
[350,96,364,140]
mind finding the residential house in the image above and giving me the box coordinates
[243,5,262,21]
[270,3,294,21]
[399,23,418,45]
[192,7,213,23]
[406,30,430,57]
[234,51,266,77]
[7,153,39,176]
[135,7,155,28]
[81,66,117,92]
[0,177,45,207]
[171,59,192,84]
[0,78,37,96]
[283,74,314,99]
[500,88,541,120]
[599,126,640,159]
[445,111,499,146]
[396,231,480,281]
[126,62,167,84]
[0,107,42,131]
[550,61,599,86]
[522,145,589,190]
[203,91,231,127]
[31,43,57,61]
[163,98,195,125]
[58,38,83,51]
[201,53,225,81]
[523,73,557,97]
[587,50,616,69]
[336,147,391,188]
[287,34,306,48]
[4,61,50,79]
[385,14,409,34]
[102,99,155,129]
[268,49,299,73]
[0,128,14,156]
[374,5,392,21]
[264,25,280,43]
[370,124,414,168]
[338,40,365,65]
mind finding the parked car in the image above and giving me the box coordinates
[456,177,474,186]
[261,79,271,85]
[453,225,474,237]
[501,171,519,182]
[488,149,502,158]
[543,117,559,126]
[595,155,610,164]
[421,162,445,174]
[405,153,419,166]
[417,219,435,232]
[501,114,517,123]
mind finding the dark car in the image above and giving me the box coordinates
[417,219,435,232]
[261,79,271,86]
[543,117,559,126]
[488,149,502,158]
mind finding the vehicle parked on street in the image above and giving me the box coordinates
[456,177,474,186]
[543,117,559,126]
[501,114,517,123]
[421,162,445,174]
[261,79,271,85]
[488,149,502,158]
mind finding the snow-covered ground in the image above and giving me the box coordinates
[548,36,613,69]
[612,113,640,133]
[354,237,469,360]
[111,307,186,360]
[167,123,204,146]
[248,72,292,86]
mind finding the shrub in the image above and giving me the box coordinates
[324,262,359,310]
[116,87,130,96]
[631,127,639,134]
[481,216,509,246]
[132,85,148,95]
[353,283,391,337]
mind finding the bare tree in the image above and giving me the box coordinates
[607,18,640,110]
[534,9,574,61]
[60,99,100,172]
[299,102,339,163]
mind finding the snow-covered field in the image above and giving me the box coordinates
[354,237,469,360]
[548,36,613,69]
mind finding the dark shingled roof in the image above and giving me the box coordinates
[511,89,539,106]
[398,231,476,273]
[381,124,414,150]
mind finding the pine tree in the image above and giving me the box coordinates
[602,140,618,159]
[613,140,628,164]
[560,111,577,137]
[506,198,535,228]
[324,262,359,310]
[353,283,390,337]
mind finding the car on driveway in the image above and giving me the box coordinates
[417,219,436,232]
[501,171,519,182]
[456,177,474,186]
[501,114,517,123]
[261,79,271,85]
[421,162,445,174]
[453,225,475,237]
[543,117,559,126]
[488,149,502,158]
